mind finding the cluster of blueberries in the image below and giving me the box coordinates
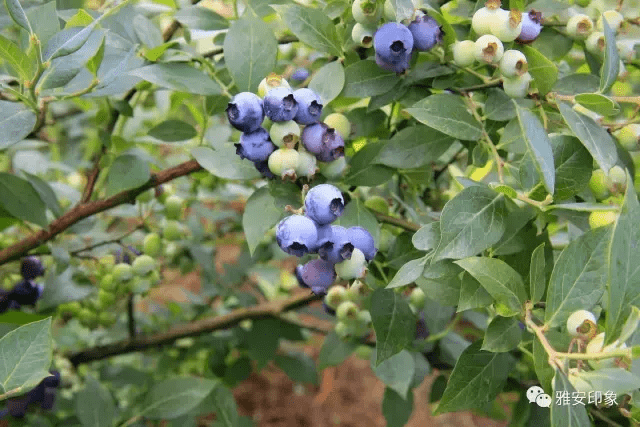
[0,371,60,419]
[0,256,45,314]
[452,0,543,98]
[226,74,346,181]
[274,183,377,297]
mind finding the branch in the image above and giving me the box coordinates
[373,212,421,232]
[0,160,202,266]
[67,291,322,366]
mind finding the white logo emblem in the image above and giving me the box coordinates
[527,386,551,407]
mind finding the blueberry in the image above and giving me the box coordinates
[264,87,298,122]
[295,259,337,296]
[317,225,355,264]
[335,247,367,280]
[234,127,276,162]
[293,88,323,125]
[415,312,429,340]
[517,10,543,43]
[314,128,345,163]
[276,215,319,257]
[291,68,310,81]
[115,246,141,264]
[226,92,264,133]
[301,122,328,154]
[408,13,442,51]
[253,159,277,179]
[20,256,45,280]
[42,371,61,388]
[10,280,41,306]
[304,184,345,225]
[40,388,56,410]
[374,22,413,71]
[375,52,411,74]
[323,301,336,316]
[346,226,377,261]
[6,396,30,418]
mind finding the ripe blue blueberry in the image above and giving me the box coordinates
[291,68,310,82]
[20,256,45,280]
[264,87,298,122]
[301,122,328,154]
[292,88,323,125]
[115,246,141,264]
[234,127,276,162]
[517,10,543,43]
[415,312,429,340]
[10,280,43,306]
[317,225,355,264]
[295,258,337,295]
[304,184,345,225]
[226,92,264,133]
[375,52,411,74]
[408,13,442,51]
[346,226,377,261]
[301,123,346,162]
[276,215,319,257]
[374,22,414,73]
[253,159,276,179]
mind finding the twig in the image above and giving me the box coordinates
[588,407,624,427]
[67,291,322,366]
[372,212,421,232]
[70,224,143,256]
[127,293,136,339]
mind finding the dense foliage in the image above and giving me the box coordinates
[1,0,640,425]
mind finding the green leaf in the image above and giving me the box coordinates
[208,385,240,427]
[0,318,52,396]
[38,267,94,310]
[382,388,413,427]
[46,22,97,61]
[242,187,283,255]
[513,102,555,194]
[406,94,483,141]
[544,226,609,328]
[106,154,150,196]
[551,134,592,201]
[371,288,415,366]
[192,147,261,180]
[374,125,453,169]
[173,5,228,31]
[64,9,94,28]
[605,179,640,343]
[344,143,395,186]
[558,102,618,173]
[435,341,515,414]
[245,318,281,368]
[577,368,640,397]
[223,14,277,93]
[416,260,463,307]
[599,18,619,93]
[0,35,34,80]
[618,306,640,344]
[0,312,48,325]
[317,330,358,370]
[0,101,37,149]
[28,1,59,48]
[529,242,546,303]
[484,88,517,121]
[574,93,619,116]
[274,351,318,385]
[133,14,163,48]
[272,4,342,57]
[75,376,116,427]
[386,255,429,289]
[129,63,221,95]
[308,60,345,105]
[455,257,527,316]
[335,198,380,243]
[553,73,600,95]
[550,370,590,426]
[371,350,415,399]
[390,0,413,21]
[148,120,197,142]
[457,272,493,311]
[23,172,62,217]
[141,377,218,419]
[433,186,507,262]
[143,41,177,62]
[519,46,558,96]
[0,172,47,227]
[4,0,32,33]
[481,316,523,352]
[412,222,439,251]
[86,34,105,76]
[342,60,398,98]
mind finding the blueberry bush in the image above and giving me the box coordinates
[1,0,640,425]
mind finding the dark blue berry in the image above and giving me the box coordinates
[301,122,328,155]
[408,13,442,51]
[276,215,319,257]
[317,225,354,265]
[20,256,45,280]
[253,159,276,179]
[346,226,377,261]
[293,88,323,125]
[517,10,542,43]
[295,259,337,296]
[304,184,345,225]
[264,87,298,122]
[374,22,413,72]
[10,280,42,306]
[115,246,141,264]
[226,92,265,133]
[375,52,411,74]
[234,127,276,162]
[291,68,310,81]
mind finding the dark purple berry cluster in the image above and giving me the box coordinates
[0,256,45,313]
[274,184,377,296]
[226,74,349,181]
[0,371,61,419]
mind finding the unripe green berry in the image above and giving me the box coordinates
[99,312,117,327]
[295,149,318,179]
[59,301,81,315]
[98,289,116,307]
[596,10,624,32]
[143,233,162,257]
[164,195,184,220]
[78,308,96,326]
[566,309,597,337]
[352,23,376,48]
[356,309,372,327]
[268,148,299,179]
[471,0,502,36]
[352,0,381,26]
[270,120,300,148]
[335,248,367,280]
[409,287,426,310]
[132,254,156,276]
[99,274,117,292]
[355,345,373,360]
[113,263,133,282]
[586,332,627,369]
[589,210,618,229]
[589,169,609,199]
[364,196,389,215]
[346,280,369,302]
[163,220,183,241]
[319,156,348,179]
[606,165,627,194]
[474,34,504,64]
[324,113,352,140]
[502,72,532,98]
[337,300,360,322]
[585,31,605,56]
[136,188,154,203]
[491,9,523,43]
[499,50,528,78]
[335,321,351,339]
[566,14,594,40]
[383,0,395,21]
[98,254,116,270]
[325,286,348,309]
[258,73,290,98]
[615,124,640,151]
[452,40,476,67]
